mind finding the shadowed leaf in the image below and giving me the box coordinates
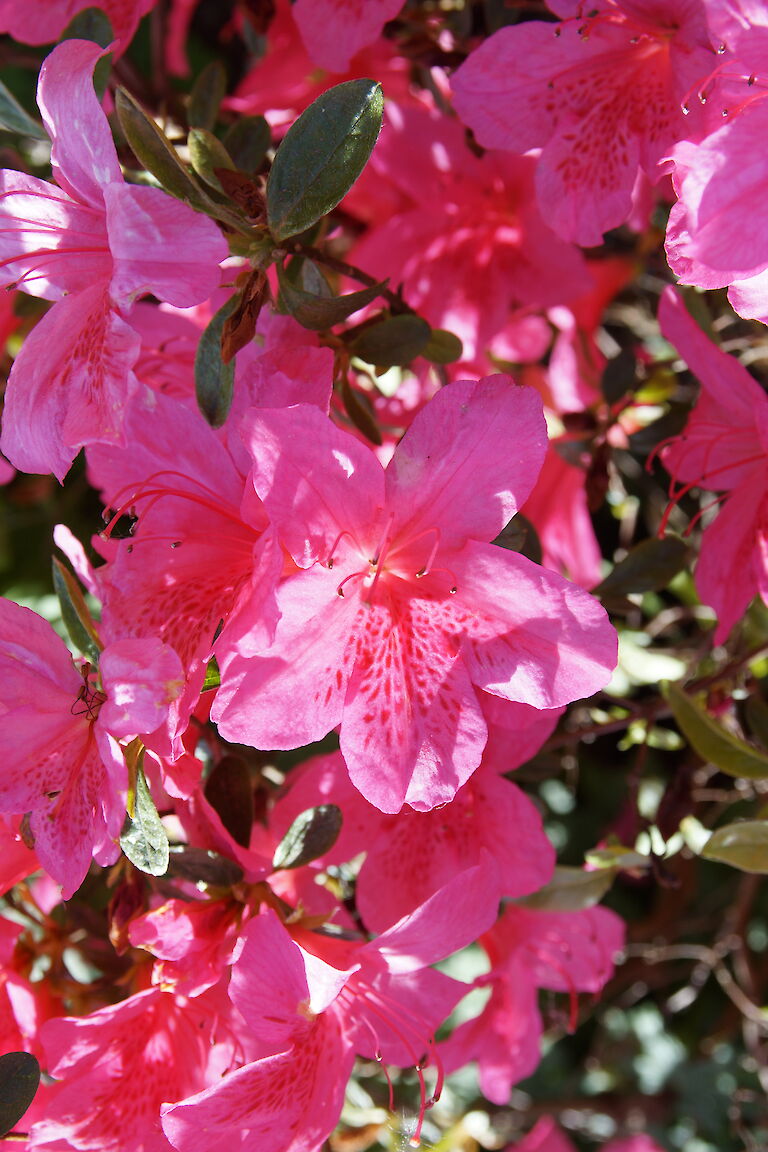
[273,804,342,870]
[267,79,383,240]
[0,1052,40,1138]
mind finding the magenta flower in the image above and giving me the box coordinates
[213,377,616,813]
[347,102,588,365]
[0,38,227,480]
[292,0,405,73]
[28,987,219,1152]
[658,287,768,643]
[451,0,715,245]
[0,598,183,897]
[162,867,498,1151]
[441,903,625,1103]
[0,0,154,50]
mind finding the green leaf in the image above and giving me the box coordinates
[277,262,385,330]
[585,843,651,871]
[195,297,236,427]
[115,88,205,207]
[266,79,383,240]
[492,514,543,566]
[188,127,235,191]
[62,6,113,46]
[0,79,47,139]
[204,755,254,849]
[120,764,169,877]
[272,804,343,870]
[350,314,431,368]
[666,681,768,779]
[223,115,271,174]
[340,373,382,446]
[202,657,221,692]
[702,820,768,873]
[52,557,101,664]
[0,1052,40,1139]
[596,537,690,601]
[187,60,227,131]
[166,845,244,887]
[422,328,463,365]
[516,866,616,911]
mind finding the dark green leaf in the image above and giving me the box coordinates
[516,866,616,911]
[120,765,169,877]
[195,298,236,427]
[350,314,430,368]
[188,127,235,191]
[272,804,343,870]
[492,514,542,566]
[0,1051,40,1138]
[52,557,101,664]
[0,79,47,139]
[340,374,382,446]
[62,6,113,46]
[223,115,271,173]
[702,820,768,873]
[166,845,244,887]
[666,682,768,779]
[267,79,383,240]
[422,328,463,365]
[188,60,227,131]
[600,347,637,404]
[596,536,690,601]
[115,87,204,207]
[277,262,385,330]
[204,755,254,848]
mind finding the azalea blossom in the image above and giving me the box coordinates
[451,0,715,245]
[212,377,616,813]
[346,101,588,366]
[0,0,155,50]
[0,597,183,897]
[658,287,768,642]
[0,38,227,480]
[162,866,498,1151]
[441,902,625,1103]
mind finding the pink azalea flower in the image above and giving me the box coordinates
[0,39,227,480]
[87,338,332,754]
[658,286,768,643]
[347,102,588,364]
[0,0,155,50]
[0,598,183,897]
[28,987,220,1152]
[163,866,498,1151]
[665,74,768,321]
[451,0,715,245]
[271,710,557,934]
[228,0,413,131]
[292,0,405,73]
[213,377,617,814]
[442,903,625,1103]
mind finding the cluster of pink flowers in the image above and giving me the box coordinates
[0,0,766,1149]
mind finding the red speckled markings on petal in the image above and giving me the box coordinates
[340,588,488,813]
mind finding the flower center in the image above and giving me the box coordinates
[326,516,457,604]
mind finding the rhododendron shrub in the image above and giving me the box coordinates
[1,4,768,1152]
